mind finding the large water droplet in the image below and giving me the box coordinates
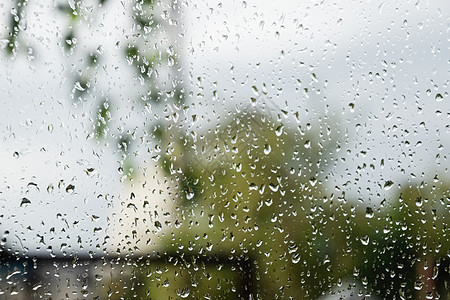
[66,184,75,193]
[384,180,394,190]
[275,125,284,136]
[186,187,195,200]
[20,197,31,207]
[365,207,374,218]
[415,197,423,207]
[178,286,190,298]
[414,280,424,290]
[360,235,370,246]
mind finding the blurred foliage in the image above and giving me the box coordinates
[141,109,450,299]
[5,0,27,55]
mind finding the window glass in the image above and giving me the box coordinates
[0,0,449,299]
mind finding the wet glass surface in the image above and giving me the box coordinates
[0,0,449,299]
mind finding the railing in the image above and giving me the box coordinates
[0,250,257,299]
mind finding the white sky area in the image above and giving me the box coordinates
[0,0,448,255]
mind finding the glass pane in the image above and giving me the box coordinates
[0,0,448,299]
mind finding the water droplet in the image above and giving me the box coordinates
[415,197,423,207]
[66,184,75,193]
[95,274,103,281]
[309,177,317,186]
[268,183,279,192]
[414,280,424,290]
[275,125,284,136]
[27,182,39,190]
[259,20,265,30]
[162,279,169,287]
[74,81,85,91]
[251,85,259,96]
[178,286,190,298]
[349,103,355,112]
[20,197,31,207]
[264,144,271,154]
[154,221,162,232]
[360,235,370,246]
[384,180,394,190]
[365,207,374,218]
[186,187,195,200]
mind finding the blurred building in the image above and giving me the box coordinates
[106,163,178,255]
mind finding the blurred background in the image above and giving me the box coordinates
[0,0,449,299]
